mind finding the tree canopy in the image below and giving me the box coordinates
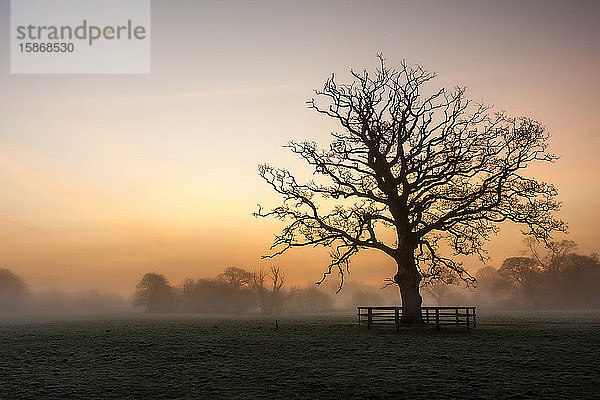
[256,56,565,323]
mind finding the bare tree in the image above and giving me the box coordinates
[256,56,565,324]
[252,268,267,289]
[525,237,577,273]
[421,269,459,306]
[498,257,540,289]
[252,265,293,314]
[269,265,285,296]
[252,268,269,314]
[269,265,295,313]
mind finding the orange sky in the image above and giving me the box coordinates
[1,0,599,295]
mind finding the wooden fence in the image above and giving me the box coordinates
[357,306,477,331]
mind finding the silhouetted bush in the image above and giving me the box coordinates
[284,287,333,313]
[133,273,179,312]
[0,268,29,312]
[180,278,255,314]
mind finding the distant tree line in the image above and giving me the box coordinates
[133,266,334,314]
[473,240,600,308]
[421,240,600,308]
[2,238,598,314]
[0,267,130,314]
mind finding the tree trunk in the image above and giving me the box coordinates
[394,252,424,325]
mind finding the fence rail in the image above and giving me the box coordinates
[357,306,476,331]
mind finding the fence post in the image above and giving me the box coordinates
[455,307,460,326]
[466,307,470,330]
[425,308,429,324]
[395,308,399,332]
[435,308,440,331]
[357,307,361,327]
[473,307,477,328]
[367,308,372,329]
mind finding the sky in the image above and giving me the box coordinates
[0,0,599,295]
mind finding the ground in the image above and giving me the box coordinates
[1,310,599,399]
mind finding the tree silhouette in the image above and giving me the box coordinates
[0,268,28,312]
[216,267,256,313]
[475,266,511,296]
[421,269,459,306]
[217,267,253,288]
[498,257,540,289]
[252,265,294,314]
[256,56,565,324]
[525,237,577,273]
[133,273,178,312]
[497,241,600,307]
[286,286,333,313]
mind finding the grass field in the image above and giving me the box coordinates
[1,310,599,399]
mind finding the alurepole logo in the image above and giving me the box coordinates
[11,0,151,74]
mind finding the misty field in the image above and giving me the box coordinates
[1,311,599,399]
